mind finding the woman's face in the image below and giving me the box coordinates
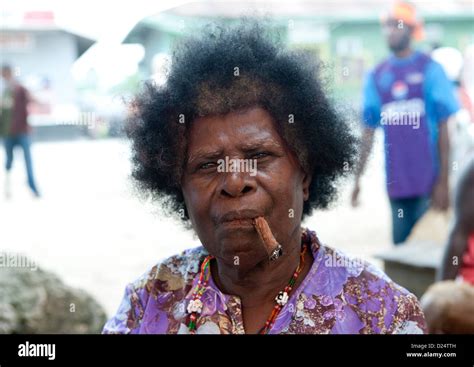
[181,106,311,271]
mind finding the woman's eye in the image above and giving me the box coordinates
[199,162,216,170]
[252,152,270,159]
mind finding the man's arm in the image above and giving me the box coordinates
[431,120,450,211]
[425,59,460,211]
[439,223,468,281]
[438,158,474,280]
[24,86,38,105]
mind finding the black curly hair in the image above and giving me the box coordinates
[127,19,358,225]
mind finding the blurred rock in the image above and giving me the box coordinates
[0,253,107,333]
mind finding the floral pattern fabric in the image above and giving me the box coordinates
[102,229,426,334]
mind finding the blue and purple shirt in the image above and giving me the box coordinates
[363,51,459,198]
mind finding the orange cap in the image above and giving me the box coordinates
[381,1,425,41]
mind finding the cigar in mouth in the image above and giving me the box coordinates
[252,216,283,261]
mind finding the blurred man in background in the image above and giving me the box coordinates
[351,1,459,244]
[0,64,40,198]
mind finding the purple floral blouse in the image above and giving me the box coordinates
[102,228,427,334]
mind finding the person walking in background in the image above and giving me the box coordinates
[351,1,459,245]
[439,156,474,286]
[420,156,474,334]
[0,64,40,198]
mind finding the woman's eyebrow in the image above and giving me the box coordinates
[239,139,280,152]
[186,138,281,164]
[187,149,223,164]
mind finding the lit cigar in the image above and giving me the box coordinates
[253,216,283,261]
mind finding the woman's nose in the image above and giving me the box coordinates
[219,171,257,198]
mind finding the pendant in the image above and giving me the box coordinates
[275,291,289,306]
[187,299,203,314]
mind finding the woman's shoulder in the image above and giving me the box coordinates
[314,244,427,333]
[102,246,208,334]
[316,244,411,292]
[130,246,208,294]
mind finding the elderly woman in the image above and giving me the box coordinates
[103,22,426,334]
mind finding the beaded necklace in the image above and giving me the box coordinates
[186,243,308,334]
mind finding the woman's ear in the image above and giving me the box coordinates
[302,172,312,201]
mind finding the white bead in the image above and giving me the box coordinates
[187,299,203,313]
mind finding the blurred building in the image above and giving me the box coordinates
[2,0,471,138]
[0,7,94,137]
[121,0,474,109]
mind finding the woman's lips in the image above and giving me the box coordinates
[217,209,262,228]
[220,218,255,228]
[218,209,261,223]
[216,212,283,261]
